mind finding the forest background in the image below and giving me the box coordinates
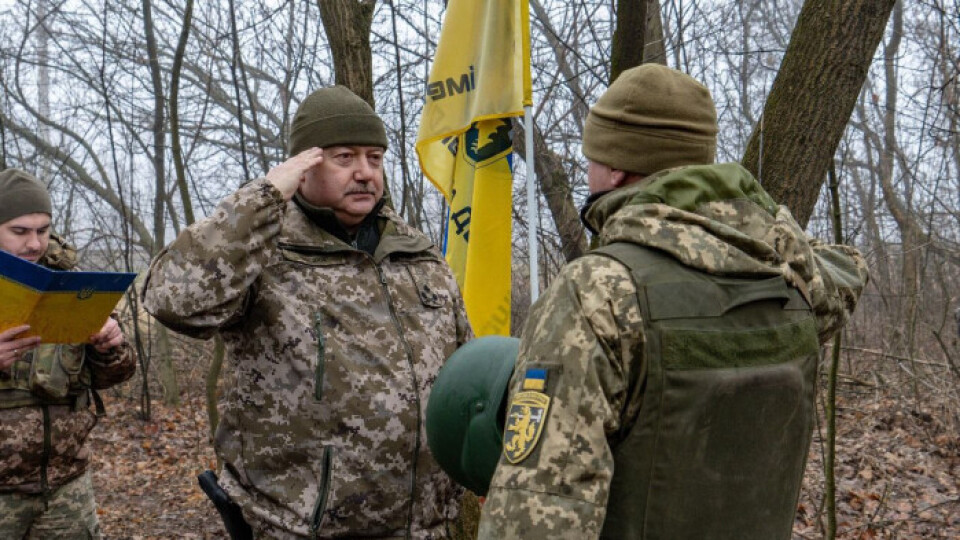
[0,0,957,538]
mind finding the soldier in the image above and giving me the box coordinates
[0,169,136,539]
[475,65,870,539]
[142,86,473,538]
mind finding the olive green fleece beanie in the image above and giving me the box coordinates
[583,64,718,176]
[288,86,389,156]
[0,168,52,225]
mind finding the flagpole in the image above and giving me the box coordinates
[525,107,539,303]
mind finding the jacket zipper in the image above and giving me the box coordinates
[283,243,424,538]
[310,446,334,537]
[374,263,421,540]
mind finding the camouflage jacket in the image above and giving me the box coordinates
[142,179,473,538]
[0,235,137,494]
[478,163,869,539]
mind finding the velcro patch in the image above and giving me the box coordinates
[522,367,547,391]
[503,390,550,464]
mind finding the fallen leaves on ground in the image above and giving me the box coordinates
[88,368,959,539]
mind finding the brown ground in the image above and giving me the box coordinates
[88,354,960,539]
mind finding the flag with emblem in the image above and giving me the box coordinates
[415,0,532,337]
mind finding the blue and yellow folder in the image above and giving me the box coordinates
[0,250,136,343]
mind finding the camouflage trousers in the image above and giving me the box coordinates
[0,471,102,539]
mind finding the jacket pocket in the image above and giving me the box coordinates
[309,446,335,534]
[402,265,449,311]
[279,245,353,267]
[29,344,86,400]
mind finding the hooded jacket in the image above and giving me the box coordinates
[142,179,473,538]
[478,163,868,539]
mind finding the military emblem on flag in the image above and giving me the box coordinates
[415,0,531,337]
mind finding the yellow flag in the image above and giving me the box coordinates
[416,0,531,337]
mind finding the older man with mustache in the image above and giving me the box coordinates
[142,86,473,539]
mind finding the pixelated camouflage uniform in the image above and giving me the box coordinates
[142,179,473,539]
[478,163,869,539]
[0,234,137,538]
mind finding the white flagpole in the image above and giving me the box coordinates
[525,107,539,302]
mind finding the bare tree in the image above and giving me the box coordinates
[741,0,897,226]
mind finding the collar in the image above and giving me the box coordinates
[293,192,385,247]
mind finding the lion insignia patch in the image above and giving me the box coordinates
[503,368,551,464]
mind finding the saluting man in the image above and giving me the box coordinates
[143,86,473,539]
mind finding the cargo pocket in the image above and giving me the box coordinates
[309,446,335,534]
[29,345,85,400]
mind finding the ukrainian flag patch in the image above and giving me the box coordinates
[521,368,547,391]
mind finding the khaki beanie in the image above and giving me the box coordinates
[583,64,718,176]
[288,86,389,156]
[0,168,52,225]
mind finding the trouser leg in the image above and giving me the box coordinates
[0,489,43,540]
[26,471,102,540]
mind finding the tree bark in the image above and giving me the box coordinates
[824,163,842,540]
[170,0,195,226]
[741,0,897,227]
[611,0,648,82]
[643,0,667,66]
[141,0,166,249]
[318,0,377,107]
[513,122,587,263]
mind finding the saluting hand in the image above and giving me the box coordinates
[266,147,325,201]
[88,317,125,354]
[0,325,41,370]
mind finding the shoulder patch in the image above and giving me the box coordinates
[503,369,552,464]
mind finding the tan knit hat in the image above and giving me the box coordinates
[288,86,388,156]
[0,168,51,224]
[583,64,718,176]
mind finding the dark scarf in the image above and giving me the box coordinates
[293,193,385,256]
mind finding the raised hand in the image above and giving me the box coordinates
[265,147,325,201]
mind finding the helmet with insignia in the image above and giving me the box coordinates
[425,336,518,496]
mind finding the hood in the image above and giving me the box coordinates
[38,232,77,270]
[584,163,819,300]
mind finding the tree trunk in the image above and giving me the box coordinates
[36,0,51,183]
[170,0,195,226]
[741,0,896,227]
[156,326,180,406]
[824,163,842,540]
[643,1,667,66]
[318,0,377,107]
[513,123,587,263]
[872,1,924,403]
[611,0,648,82]
[141,0,166,249]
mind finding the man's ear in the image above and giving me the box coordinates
[610,169,629,188]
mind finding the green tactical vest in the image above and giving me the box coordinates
[594,242,820,540]
[0,344,91,408]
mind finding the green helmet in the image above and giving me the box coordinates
[426,336,518,496]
